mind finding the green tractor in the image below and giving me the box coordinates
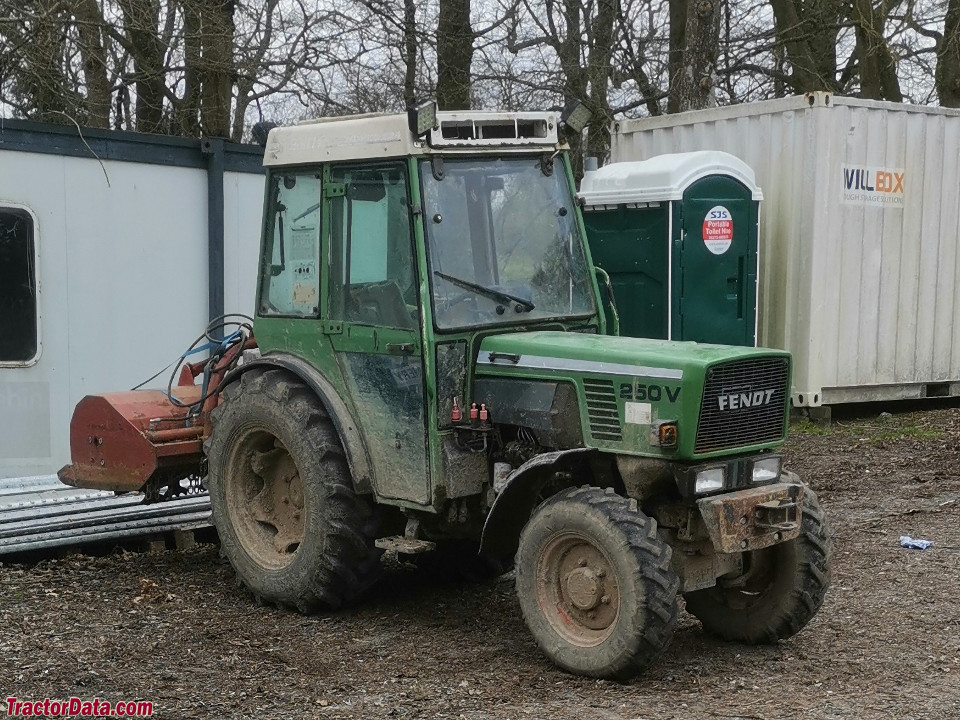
[61,104,831,679]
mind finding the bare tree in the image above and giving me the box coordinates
[852,0,903,100]
[668,0,721,111]
[767,0,845,92]
[437,0,474,108]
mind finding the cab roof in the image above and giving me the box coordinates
[263,111,565,167]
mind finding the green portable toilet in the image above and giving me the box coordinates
[579,151,762,346]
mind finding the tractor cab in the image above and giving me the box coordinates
[252,109,606,510]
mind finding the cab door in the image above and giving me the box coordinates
[323,162,430,505]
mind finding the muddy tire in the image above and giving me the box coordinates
[684,488,832,643]
[206,369,381,611]
[515,486,679,679]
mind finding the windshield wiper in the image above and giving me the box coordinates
[434,271,535,312]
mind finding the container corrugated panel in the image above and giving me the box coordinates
[613,93,960,405]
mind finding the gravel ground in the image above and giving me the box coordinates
[2,408,959,720]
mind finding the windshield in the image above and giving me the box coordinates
[420,156,596,330]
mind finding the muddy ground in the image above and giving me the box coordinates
[2,408,959,720]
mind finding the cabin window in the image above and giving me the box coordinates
[258,172,322,317]
[0,208,38,364]
[327,163,418,329]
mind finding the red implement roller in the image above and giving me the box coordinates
[58,336,256,495]
[57,387,206,493]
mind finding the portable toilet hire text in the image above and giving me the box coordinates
[579,151,762,347]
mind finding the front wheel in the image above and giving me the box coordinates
[684,487,832,643]
[515,486,679,679]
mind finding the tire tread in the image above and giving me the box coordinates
[206,368,381,612]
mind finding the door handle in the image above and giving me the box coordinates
[386,342,415,354]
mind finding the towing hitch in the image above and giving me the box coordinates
[697,482,804,554]
[755,499,799,531]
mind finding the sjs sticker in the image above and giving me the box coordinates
[702,206,733,255]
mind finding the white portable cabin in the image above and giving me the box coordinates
[0,120,265,484]
[613,93,960,406]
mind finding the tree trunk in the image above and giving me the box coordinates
[768,0,842,93]
[178,0,202,135]
[852,0,902,101]
[199,0,235,138]
[403,0,417,106]
[73,0,112,128]
[585,0,617,161]
[117,0,168,133]
[937,0,960,106]
[22,3,72,123]
[668,0,720,112]
[436,0,473,109]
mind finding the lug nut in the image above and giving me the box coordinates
[601,595,610,604]
[739,516,747,525]
[774,532,781,541]
[740,540,748,549]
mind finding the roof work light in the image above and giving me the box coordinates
[408,100,438,137]
[560,100,592,134]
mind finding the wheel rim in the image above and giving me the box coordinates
[535,531,621,648]
[224,427,305,570]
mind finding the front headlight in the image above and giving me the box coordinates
[752,456,781,483]
[695,467,725,494]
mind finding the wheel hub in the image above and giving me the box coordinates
[225,429,306,570]
[564,567,602,610]
[537,533,621,646]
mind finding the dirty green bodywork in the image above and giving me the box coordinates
[251,147,790,515]
[476,332,790,459]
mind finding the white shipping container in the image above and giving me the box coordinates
[613,92,960,406]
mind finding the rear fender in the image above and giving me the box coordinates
[480,448,594,560]
[221,353,374,495]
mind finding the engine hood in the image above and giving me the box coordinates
[475,332,792,460]
[477,331,786,379]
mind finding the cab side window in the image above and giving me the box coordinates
[328,164,417,329]
[259,171,322,317]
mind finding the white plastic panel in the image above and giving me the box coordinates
[613,93,960,405]
[578,150,762,205]
[0,151,264,479]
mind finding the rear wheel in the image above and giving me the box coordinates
[206,369,381,611]
[515,486,679,679]
[684,488,832,643]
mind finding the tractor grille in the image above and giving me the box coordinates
[695,357,790,454]
[583,379,623,442]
